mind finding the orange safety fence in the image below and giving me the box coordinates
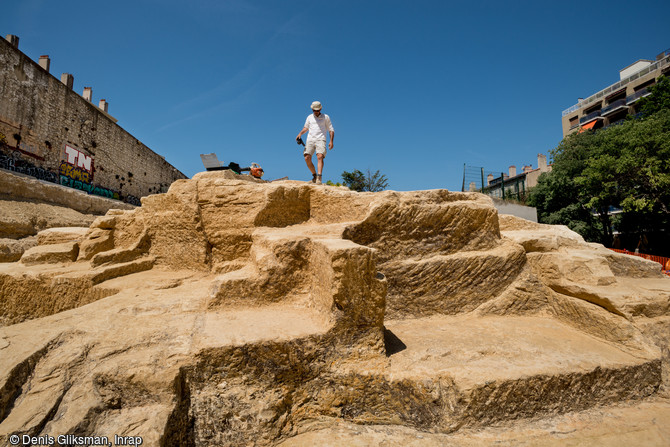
[609,248,670,277]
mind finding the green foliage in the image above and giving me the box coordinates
[325,180,343,186]
[529,108,670,249]
[341,169,389,192]
[341,170,366,191]
[637,75,670,116]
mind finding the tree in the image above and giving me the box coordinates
[528,130,607,243]
[341,169,389,192]
[341,170,365,191]
[611,110,670,228]
[637,75,670,116]
[528,109,670,251]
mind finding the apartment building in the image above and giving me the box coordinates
[561,48,670,137]
[481,154,552,201]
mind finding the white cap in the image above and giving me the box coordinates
[311,101,322,110]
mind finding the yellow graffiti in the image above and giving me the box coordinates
[60,161,91,183]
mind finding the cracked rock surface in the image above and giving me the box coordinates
[1,173,669,446]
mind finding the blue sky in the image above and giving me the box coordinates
[3,0,670,191]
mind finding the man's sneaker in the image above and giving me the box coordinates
[316,175,322,185]
[311,174,317,183]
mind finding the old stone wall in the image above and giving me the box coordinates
[0,38,186,205]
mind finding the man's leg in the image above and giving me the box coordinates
[316,153,324,175]
[304,154,316,182]
[314,141,326,184]
[304,154,316,174]
[304,141,317,178]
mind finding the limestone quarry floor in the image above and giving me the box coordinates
[381,315,654,387]
[2,264,666,446]
[0,267,333,372]
[279,396,670,446]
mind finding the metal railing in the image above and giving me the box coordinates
[562,52,670,116]
[579,109,602,124]
[601,98,628,116]
[626,87,651,105]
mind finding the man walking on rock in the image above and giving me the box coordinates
[296,101,334,184]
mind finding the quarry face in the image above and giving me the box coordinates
[1,172,669,446]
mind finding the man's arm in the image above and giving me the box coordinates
[296,127,308,141]
[326,115,335,149]
[297,115,311,141]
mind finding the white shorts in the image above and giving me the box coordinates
[304,139,326,157]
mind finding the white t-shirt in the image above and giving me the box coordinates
[304,113,334,141]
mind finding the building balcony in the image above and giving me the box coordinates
[579,110,604,125]
[561,51,670,116]
[601,99,629,116]
[626,87,651,105]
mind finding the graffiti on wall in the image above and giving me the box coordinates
[62,144,94,181]
[60,161,91,183]
[58,144,119,200]
[59,176,121,201]
[0,151,58,183]
[0,145,138,205]
[124,194,141,206]
[18,142,43,159]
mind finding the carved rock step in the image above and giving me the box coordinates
[36,227,89,246]
[208,231,386,331]
[190,305,334,353]
[88,256,155,285]
[19,241,79,265]
[383,314,659,384]
[0,196,97,239]
[0,257,155,326]
[331,315,662,432]
[183,314,661,446]
[382,241,527,319]
[278,397,670,446]
[0,270,334,446]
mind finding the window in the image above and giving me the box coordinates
[634,79,655,91]
[569,116,579,129]
[584,103,602,114]
[605,89,626,104]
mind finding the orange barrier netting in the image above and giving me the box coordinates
[609,248,670,276]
